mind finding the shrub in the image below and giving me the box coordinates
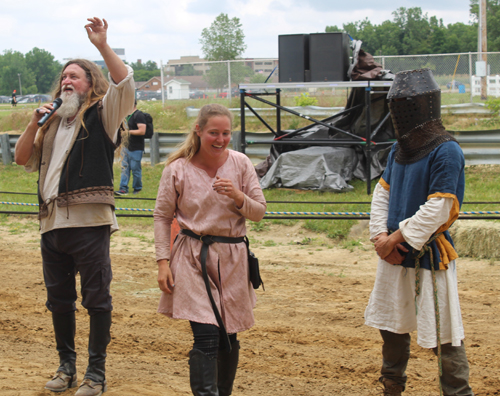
[294,93,318,107]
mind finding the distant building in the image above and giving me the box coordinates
[90,48,126,69]
[165,79,191,100]
[165,56,210,76]
[136,76,162,92]
[244,58,279,74]
[165,56,279,76]
[112,48,125,58]
[136,76,210,93]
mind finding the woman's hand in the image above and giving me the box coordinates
[157,259,174,294]
[213,176,244,208]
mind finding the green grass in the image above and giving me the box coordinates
[1,163,500,242]
[0,104,38,132]
[250,220,270,232]
[2,91,497,134]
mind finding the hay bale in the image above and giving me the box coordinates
[450,220,500,259]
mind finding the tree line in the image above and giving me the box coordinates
[0,47,164,96]
[326,1,500,56]
[0,48,61,96]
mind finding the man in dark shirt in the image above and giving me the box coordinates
[115,101,147,195]
[11,90,17,107]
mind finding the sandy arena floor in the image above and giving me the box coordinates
[0,220,499,395]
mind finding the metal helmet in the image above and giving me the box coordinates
[387,68,441,138]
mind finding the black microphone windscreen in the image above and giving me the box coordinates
[37,97,64,127]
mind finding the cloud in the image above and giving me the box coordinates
[274,0,470,13]
[0,0,475,64]
[186,0,231,14]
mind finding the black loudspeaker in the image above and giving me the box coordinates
[309,33,350,82]
[278,34,309,82]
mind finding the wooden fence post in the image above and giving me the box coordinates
[1,134,13,165]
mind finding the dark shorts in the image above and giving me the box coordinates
[41,226,113,315]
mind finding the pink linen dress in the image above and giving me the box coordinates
[154,150,267,333]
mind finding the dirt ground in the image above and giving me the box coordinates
[1,219,499,396]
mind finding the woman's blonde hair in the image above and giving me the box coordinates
[166,103,233,165]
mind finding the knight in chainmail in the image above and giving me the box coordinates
[364,69,474,396]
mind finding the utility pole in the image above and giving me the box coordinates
[479,0,487,100]
[160,60,165,105]
[227,61,232,106]
[17,73,22,96]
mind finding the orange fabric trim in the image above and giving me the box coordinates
[427,192,460,269]
[379,178,390,191]
[427,192,457,201]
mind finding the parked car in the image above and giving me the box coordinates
[0,95,11,103]
[17,94,52,103]
[137,91,162,101]
[446,80,464,89]
[190,91,208,99]
[37,94,52,103]
[217,88,240,98]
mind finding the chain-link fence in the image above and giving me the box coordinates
[139,52,500,104]
[157,58,279,101]
[375,52,500,99]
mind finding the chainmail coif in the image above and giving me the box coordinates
[395,119,458,165]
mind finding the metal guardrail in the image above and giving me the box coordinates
[441,103,493,115]
[2,117,500,166]
[187,103,496,118]
[186,105,345,118]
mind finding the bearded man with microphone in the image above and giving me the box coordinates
[15,17,134,396]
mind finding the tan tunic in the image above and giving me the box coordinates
[22,65,135,234]
[154,150,266,333]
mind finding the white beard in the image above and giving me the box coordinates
[57,89,85,118]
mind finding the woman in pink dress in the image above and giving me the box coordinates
[154,104,266,396]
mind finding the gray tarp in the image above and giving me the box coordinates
[257,48,395,189]
[259,146,357,192]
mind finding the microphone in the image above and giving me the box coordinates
[37,98,63,127]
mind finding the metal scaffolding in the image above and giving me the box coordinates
[238,81,393,194]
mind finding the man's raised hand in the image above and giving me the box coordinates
[85,17,108,49]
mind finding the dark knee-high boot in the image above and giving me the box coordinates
[380,330,411,392]
[217,341,239,396]
[53,311,77,375]
[189,349,219,396]
[76,311,111,396]
[433,341,473,396]
[86,311,111,382]
[45,311,78,391]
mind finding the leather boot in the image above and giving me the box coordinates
[217,341,239,396]
[45,311,77,392]
[78,311,111,395]
[380,378,404,395]
[189,349,219,396]
[379,330,409,392]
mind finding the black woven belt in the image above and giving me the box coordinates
[180,229,245,352]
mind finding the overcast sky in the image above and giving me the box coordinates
[1,0,474,65]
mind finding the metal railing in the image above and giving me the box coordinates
[3,127,500,166]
